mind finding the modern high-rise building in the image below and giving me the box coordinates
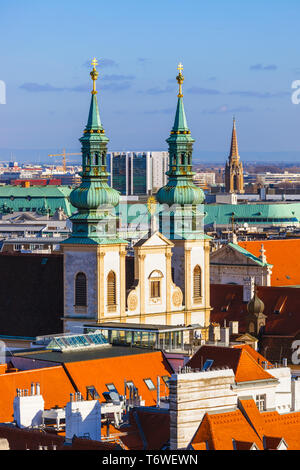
[107,151,168,195]
[224,118,244,194]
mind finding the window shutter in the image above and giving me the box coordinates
[107,271,116,306]
[193,265,201,299]
[75,272,87,306]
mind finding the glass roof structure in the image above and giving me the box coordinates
[46,332,108,351]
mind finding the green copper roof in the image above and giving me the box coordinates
[172,96,189,132]
[157,180,204,206]
[156,66,204,211]
[204,203,300,226]
[86,93,102,130]
[66,61,121,245]
[0,185,75,217]
[62,236,128,245]
[227,242,272,267]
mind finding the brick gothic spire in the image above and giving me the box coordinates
[229,118,240,161]
[225,118,244,194]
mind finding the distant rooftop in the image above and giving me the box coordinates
[86,322,197,332]
[12,344,160,364]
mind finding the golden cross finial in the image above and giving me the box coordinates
[91,57,98,69]
[90,57,99,95]
[177,62,184,74]
[176,62,184,98]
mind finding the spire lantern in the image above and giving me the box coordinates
[90,58,99,95]
[176,62,184,98]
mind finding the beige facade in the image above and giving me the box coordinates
[210,243,272,288]
[63,231,211,334]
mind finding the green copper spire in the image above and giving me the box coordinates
[65,59,126,245]
[156,63,205,239]
[86,93,102,130]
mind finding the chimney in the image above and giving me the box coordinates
[243,276,255,302]
[65,397,101,442]
[169,369,236,450]
[209,323,220,342]
[13,388,44,428]
[220,327,230,346]
[260,244,267,264]
[156,376,160,408]
[229,321,239,335]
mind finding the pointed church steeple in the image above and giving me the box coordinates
[229,117,240,161]
[156,63,205,239]
[225,117,244,194]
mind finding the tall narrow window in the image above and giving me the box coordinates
[193,265,202,300]
[75,272,87,306]
[151,280,160,298]
[149,270,163,300]
[107,271,117,310]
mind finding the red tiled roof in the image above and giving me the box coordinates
[238,239,300,287]
[263,436,286,450]
[134,409,169,450]
[0,425,64,450]
[0,366,76,423]
[191,409,264,450]
[233,344,273,368]
[210,284,300,336]
[186,345,275,383]
[102,409,169,450]
[64,351,172,407]
[192,398,300,450]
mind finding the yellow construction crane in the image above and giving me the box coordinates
[48,148,81,172]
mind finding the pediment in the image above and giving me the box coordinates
[134,231,174,248]
[210,244,261,266]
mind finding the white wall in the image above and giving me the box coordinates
[64,250,97,319]
[65,399,101,442]
[103,249,122,317]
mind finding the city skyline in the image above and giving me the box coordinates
[1,0,300,160]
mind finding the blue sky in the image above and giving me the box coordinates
[1,0,300,161]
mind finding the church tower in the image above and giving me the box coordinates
[156,63,211,330]
[62,59,128,333]
[225,118,244,193]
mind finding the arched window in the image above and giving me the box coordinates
[107,271,117,310]
[193,265,202,300]
[149,270,163,299]
[75,272,87,306]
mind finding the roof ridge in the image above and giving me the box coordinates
[236,348,275,382]
[238,399,265,445]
